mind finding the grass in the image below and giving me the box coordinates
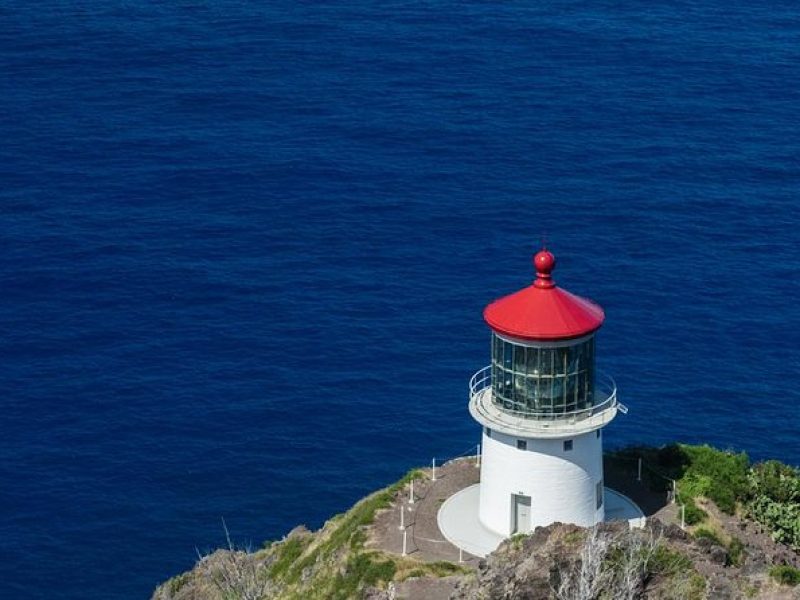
[165,572,190,595]
[727,537,745,568]
[691,527,745,567]
[692,527,724,546]
[648,544,694,577]
[393,557,470,581]
[282,468,424,586]
[509,532,527,549]
[329,552,397,600]
[260,467,471,599]
[269,535,311,579]
[769,565,800,586]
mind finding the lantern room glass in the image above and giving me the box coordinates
[490,334,595,417]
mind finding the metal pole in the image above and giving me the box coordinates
[399,504,405,530]
[681,504,685,530]
[637,457,642,482]
[432,458,437,482]
[402,529,407,556]
[409,479,415,505]
[476,444,481,469]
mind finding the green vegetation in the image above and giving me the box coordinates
[269,535,311,579]
[691,527,745,567]
[282,469,423,586]
[746,461,800,550]
[676,445,749,515]
[329,552,397,600]
[648,544,694,576]
[562,530,586,545]
[426,561,468,576]
[262,468,462,599]
[727,537,744,568]
[646,545,706,600]
[165,572,189,595]
[768,565,800,586]
[682,499,707,526]
[611,443,799,548]
[692,527,724,545]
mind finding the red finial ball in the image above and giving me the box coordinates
[533,249,556,288]
[534,249,555,275]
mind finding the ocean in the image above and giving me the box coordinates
[1,1,799,597]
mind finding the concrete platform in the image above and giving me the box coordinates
[437,484,505,558]
[437,484,645,558]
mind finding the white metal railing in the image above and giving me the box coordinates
[469,365,618,422]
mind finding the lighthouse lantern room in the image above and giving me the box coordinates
[469,248,626,538]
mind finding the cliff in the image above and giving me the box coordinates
[152,445,800,599]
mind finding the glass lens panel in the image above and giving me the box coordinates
[503,341,513,369]
[514,345,527,373]
[526,346,539,375]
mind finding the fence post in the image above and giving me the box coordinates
[459,547,463,563]
[637,457,642,482]
[402,529,407,556]
[409,479,415,505]
[681,504,686,530]
[672,480,677,504]
[476,444,481,469]
[432,458,437,482]
[399,504,405,531]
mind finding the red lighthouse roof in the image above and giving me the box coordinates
[483,249,605,341]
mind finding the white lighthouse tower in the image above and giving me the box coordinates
[470,248,623,536]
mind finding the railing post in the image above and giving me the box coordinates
[459,547,463,563]
[398,504,405,531]
[432,458,437,482]
[402,529,407,556]
[672,480,677,504]
[680,504,685,530]
[409,479,415,505]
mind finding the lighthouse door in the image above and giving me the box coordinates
[512,494,532,534]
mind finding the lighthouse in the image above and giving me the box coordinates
[438,248,639,556]
[470,247,623,536]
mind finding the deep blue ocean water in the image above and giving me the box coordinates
[1,1,799,597]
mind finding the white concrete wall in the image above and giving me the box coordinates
[478,428,604,535]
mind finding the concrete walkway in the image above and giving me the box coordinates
[367,457,482,567]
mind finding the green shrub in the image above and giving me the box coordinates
[692,527,724,545]
[769,565,800,586]
[749,461,800,504]
[649,544,694,576]
[427,561,464,576]
[330,553,397,600]
[746,460,800,550]
[679,445,749,514]
[285,468,423,584]
[682,498,707,526]
[657,444,691,471]
[269,536,310,579]
[166,573,189,595]
[727,537,744,567]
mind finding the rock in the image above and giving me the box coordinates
[708,545,728,565]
